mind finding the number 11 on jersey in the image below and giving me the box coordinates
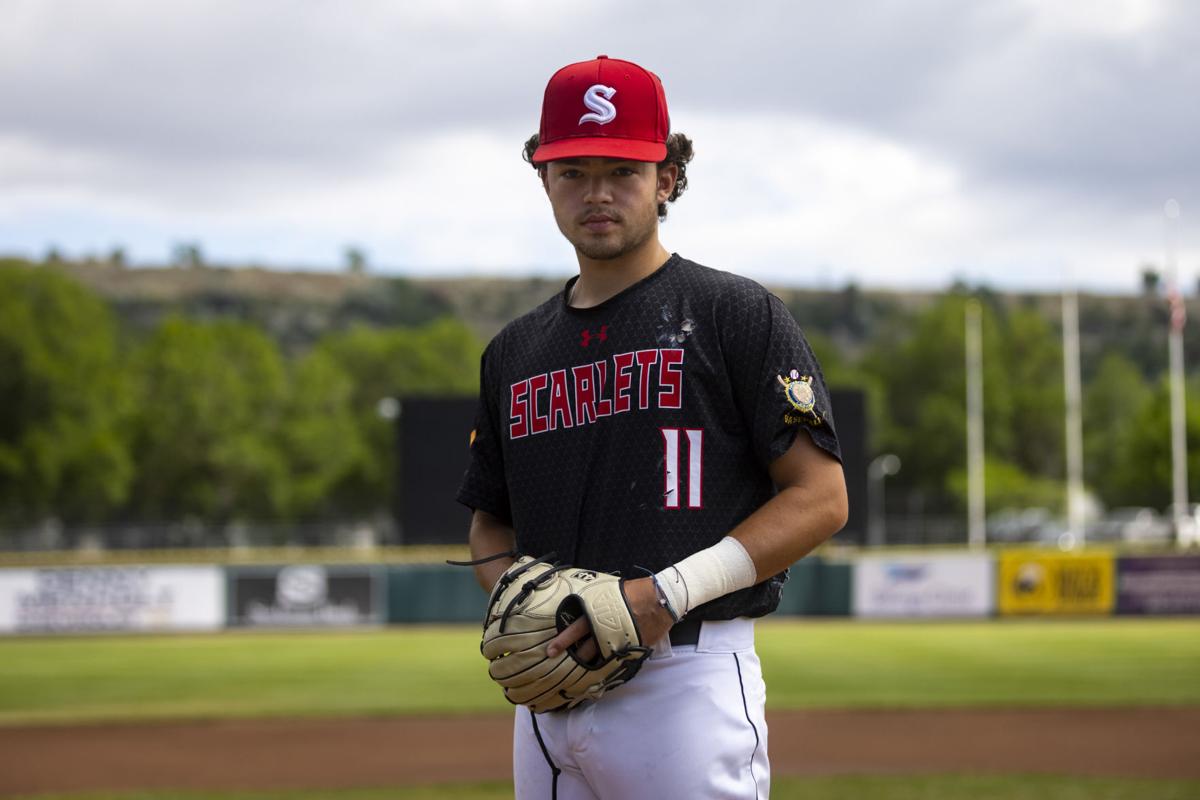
[661,428,703,509]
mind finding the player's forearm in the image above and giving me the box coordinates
[653,434,848,619]
[467,509,517,592]
[653,484,845,619]
[735,432,848,579]
[727,477,848,579]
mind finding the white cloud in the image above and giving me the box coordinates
[1,0,1198,290]
[664,112,973,285]
[1015,0,1169,38]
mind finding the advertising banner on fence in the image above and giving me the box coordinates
[1117,556,1200,614]
[227,564,383,627]
[0,566,224,634]
[854,553,994,617]
[998,551,1115,615]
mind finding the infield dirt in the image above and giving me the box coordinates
[2,708,1198,795]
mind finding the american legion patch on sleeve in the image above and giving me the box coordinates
[777,369,823,427]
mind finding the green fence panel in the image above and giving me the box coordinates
[386,559,852,623]
[774,557,852,616]
[775,557,822,615]
[817,561,853,616]
[387,564,486,623]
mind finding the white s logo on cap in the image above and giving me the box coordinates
[579,84,617,126]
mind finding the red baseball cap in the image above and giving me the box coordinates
[531,55,670,164]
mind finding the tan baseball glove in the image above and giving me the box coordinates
[480,555,652,713]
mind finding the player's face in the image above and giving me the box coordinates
[543,158,674,261]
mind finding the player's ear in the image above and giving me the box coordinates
[656,163,678,204]
[540,167,550,195]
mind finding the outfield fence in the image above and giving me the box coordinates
[1,548,1197,635]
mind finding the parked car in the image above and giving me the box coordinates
[1087,507,1172,544]
[987,508,1054,543]
[1164,503,1200,545]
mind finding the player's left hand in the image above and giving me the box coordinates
[546,576,675,660]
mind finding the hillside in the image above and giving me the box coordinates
[9,256,1196,380]
[38,258,946,343]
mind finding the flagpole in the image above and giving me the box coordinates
[1165,199,1188,546]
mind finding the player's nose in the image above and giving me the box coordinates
[582,176,614,204]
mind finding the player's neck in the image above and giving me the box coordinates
[570,235,672,309]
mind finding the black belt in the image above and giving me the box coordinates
[668,616,703,646]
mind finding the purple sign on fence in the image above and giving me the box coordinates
[1116,556,1200,614]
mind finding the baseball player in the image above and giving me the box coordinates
[457,55,848,799]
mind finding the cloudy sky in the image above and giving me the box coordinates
[1,0,1196,291]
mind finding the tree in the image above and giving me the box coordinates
[864,295,1005,511]
[863,292,1065,515]
[0,267,133,524]
[277,350,366,517]
[1082,353,1153,507]
[1078,292,1170,381]
[171,242,205,269]
[127,317,289,523]
[947,457,1064,513]
[1141,265,1162,296]
[334,276,455,328]
[316,318,483,511]
[344,246,368,275]
[1101,375,1200,510]
[996,307,1065,477]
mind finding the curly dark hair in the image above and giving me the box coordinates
[522,132,694,220]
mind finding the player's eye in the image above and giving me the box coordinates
[560,169,582,179]
[613,166,635,177]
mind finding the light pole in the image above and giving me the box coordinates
[1164,199,1189,547]
[868,454,901,547]
[1062,289,1085,546]
[965,300,986,550]
[377,396,401,421]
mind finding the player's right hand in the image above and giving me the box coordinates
[546,616,598,661]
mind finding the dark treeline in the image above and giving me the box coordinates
[3,256,1199,534]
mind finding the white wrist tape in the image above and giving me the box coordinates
[654,537,757,618]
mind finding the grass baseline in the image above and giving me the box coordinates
[0,618,1198,725]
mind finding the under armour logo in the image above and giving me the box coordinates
[580,325,609,348]
[579,84,617,125]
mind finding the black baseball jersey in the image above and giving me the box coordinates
[457,254,840,620]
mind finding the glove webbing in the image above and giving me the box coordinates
[499,561,572,634]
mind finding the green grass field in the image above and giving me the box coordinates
[12,775,1200,800]
[3,619,1198,799]
[2,619,1199,725]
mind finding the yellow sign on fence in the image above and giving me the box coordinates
[998,551,1115,615]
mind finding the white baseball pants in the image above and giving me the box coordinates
[513,618,769,799]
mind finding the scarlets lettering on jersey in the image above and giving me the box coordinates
[509,348,684,439]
